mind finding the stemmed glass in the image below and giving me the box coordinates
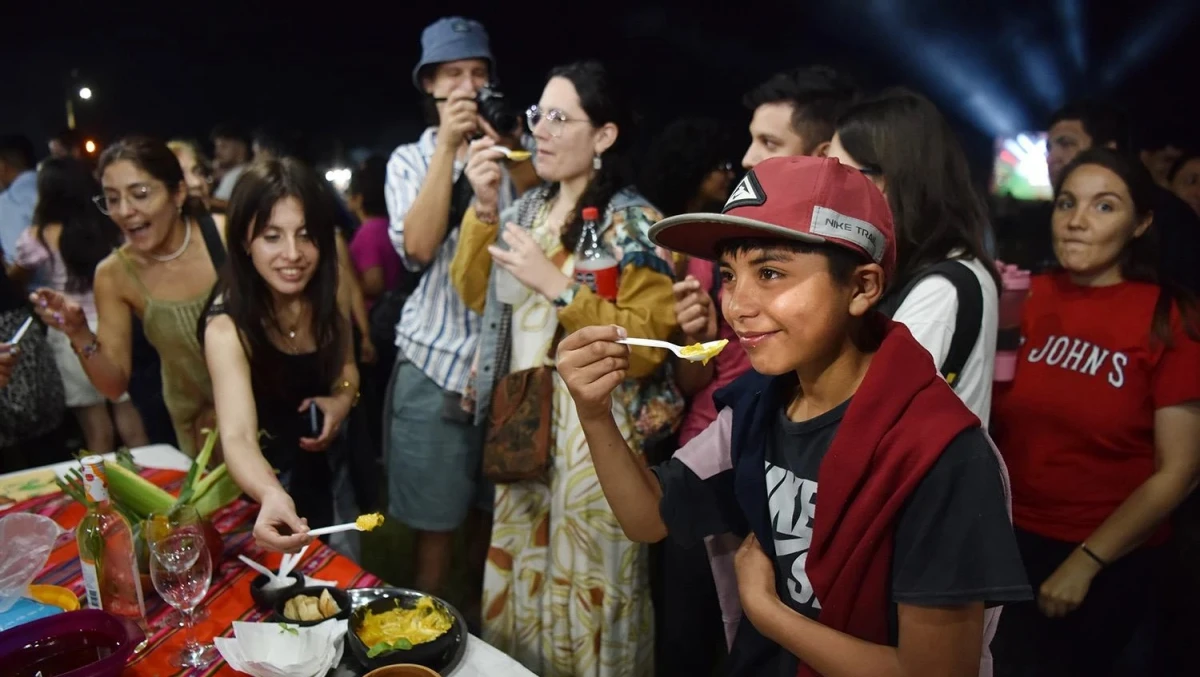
[146,506,218,669]
[145,509,208,628]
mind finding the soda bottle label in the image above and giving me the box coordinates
[80,456,108,503]
[575,266,619,301]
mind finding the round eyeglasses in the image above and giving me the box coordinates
[525,105,590,138]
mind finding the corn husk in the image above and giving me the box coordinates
[58,430,242,522]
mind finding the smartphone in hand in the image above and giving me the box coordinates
[307,401,325,436]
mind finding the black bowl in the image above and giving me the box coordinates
[249,573,304,610]
[272,586,352,627]
[348,589,461,672]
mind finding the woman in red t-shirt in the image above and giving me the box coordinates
[990,148,1200,677]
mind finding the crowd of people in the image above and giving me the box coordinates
[2,13,1199,677]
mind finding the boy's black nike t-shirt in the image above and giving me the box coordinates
[653,398,1032,676]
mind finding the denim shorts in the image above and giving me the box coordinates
[384,358,492,532]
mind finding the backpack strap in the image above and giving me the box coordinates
[197,212,226,271]
[877,260,984,389]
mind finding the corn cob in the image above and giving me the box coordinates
[189,464,244,519]
[175,428,219,506]
[102,459,175,519]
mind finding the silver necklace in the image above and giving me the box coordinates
[149,221,192,262]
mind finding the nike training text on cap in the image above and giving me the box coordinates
[412,17,494,90]
[648,155,896,279]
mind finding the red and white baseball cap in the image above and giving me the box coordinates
[649,155,896,280]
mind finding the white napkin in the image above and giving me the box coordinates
[216,619,347,677]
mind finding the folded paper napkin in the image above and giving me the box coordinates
[215,619,347,677]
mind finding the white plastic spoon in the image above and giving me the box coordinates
[616,338,730,363]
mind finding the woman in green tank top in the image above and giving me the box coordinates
[31,137,225,458]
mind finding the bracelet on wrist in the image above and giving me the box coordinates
[475,206,499,224]
[72,335,100,359]
[1080,543,1108,569]
[332,379,360,408]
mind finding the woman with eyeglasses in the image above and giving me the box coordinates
[30,136,226,457]
[7,157,147,453]
[451,60,675,676]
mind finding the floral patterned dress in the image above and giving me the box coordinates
[481,204,669,677]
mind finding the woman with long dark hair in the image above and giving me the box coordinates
[450,60,674,676]
[7,157,146,452]
[827,88,1000,420]
[989,148,1200,676]
[30,136,226,457]
[203,158,358,552]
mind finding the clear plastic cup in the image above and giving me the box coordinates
[995,263,1031,382]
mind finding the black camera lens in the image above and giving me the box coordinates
[477,85,518,135]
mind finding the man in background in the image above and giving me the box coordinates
[0,135,38,274]
[382,16,526,623]
[210,125,251,205]
[48,129,83,160]
[740,65,859,169]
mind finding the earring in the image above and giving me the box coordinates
[593,154,603,171]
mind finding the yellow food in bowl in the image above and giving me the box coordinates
[679,339,729,365]
[357,596,453,652]
[356,513,385,531]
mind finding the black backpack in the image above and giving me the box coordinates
[876,260,985,389]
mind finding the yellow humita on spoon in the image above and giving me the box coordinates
[506,150,532,162]
[678,339,729,365]
[355,512,385,531]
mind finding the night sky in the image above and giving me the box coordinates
[5,0,1198,173]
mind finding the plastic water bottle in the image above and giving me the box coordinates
[572,207,619,301]
[995,262,1031,382]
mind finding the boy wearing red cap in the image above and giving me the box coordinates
[557,156,1031,677]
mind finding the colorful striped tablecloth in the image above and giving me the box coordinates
[2,467,382,676]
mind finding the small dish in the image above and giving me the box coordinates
[272,586,352,627]
[365,665,441,677]
[249,573,304,610]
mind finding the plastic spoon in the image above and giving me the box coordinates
[6,316,33,345]
[278,544,309,580]
[616,338,730,364]
[489,146,532,162]
[238,555,280,582]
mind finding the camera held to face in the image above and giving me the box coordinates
[477,85,519,136]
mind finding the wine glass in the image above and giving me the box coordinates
[145,507,209,628]
[146,507,218,669]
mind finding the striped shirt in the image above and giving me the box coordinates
[385,127,516,393]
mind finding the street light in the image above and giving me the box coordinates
[84,140,97,154]
[65,74,93,130]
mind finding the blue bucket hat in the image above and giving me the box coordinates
[412,17,495,91]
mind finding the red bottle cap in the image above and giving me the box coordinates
[581,207,599,220]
